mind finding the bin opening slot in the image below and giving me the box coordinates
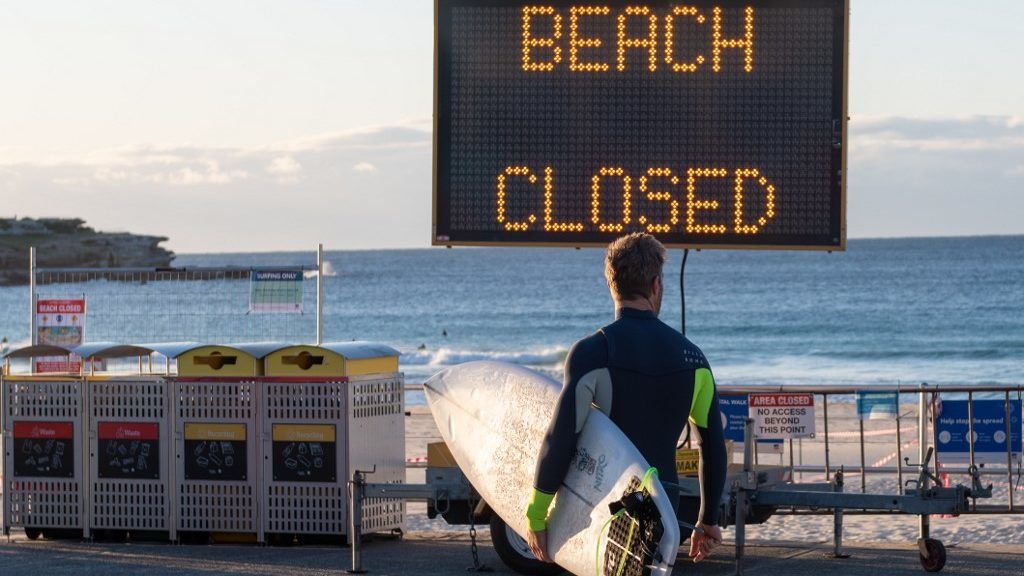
[282,351,325,371]
[192,352,238,370]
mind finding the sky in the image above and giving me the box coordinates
[0,0,1022,253]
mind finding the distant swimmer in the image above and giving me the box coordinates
[525,232,727,564]
[442,329,448,338]
[417,343,427,350]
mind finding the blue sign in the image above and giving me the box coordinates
[935,399,1022,464]
[720,395,783,450]
[856,391,899,421]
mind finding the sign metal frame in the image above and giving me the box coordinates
[432,0,849,251]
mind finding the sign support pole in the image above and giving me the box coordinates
[29,246,36,345]
[679,249,689,336]
[28,246,37,372]
[316,243,324,345]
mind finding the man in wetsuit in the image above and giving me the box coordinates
[525,232,727,564]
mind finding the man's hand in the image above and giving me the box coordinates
[688,521,722,563]
[526,529,553,563]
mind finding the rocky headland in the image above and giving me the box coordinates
[0,217,174,285]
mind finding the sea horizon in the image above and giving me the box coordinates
[163,232,1024,257]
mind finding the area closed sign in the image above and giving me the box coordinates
[749,393,815,439]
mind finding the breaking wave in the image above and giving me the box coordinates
[401,346,568,368]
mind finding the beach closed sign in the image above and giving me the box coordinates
[749,393,815,439]
[433,1,848,249]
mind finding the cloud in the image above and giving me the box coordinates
[1,116,1022,252]
[266,156,303,183]
[851,115,1024,152]
[0,123,431,192]
[0,123,433,252]
[83,159,249,186]
[846,115,1024,238]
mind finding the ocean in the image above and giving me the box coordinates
[0,236,1021,402]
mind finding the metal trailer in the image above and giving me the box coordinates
[166,343,278,543]
[348,439,987,575]
[714,418,988,574]
[1,344,86,540]
[260,342,405,544]
[78,343,173,541]
[347,382,1015,575]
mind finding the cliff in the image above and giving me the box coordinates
[0,218,174,285]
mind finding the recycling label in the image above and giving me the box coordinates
[183,423,247,481]
[272,424,337,483]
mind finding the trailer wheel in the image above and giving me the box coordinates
[919,538,946,572]
[24,528,42,541]
[489,514,564,576]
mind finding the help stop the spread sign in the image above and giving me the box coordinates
[749,393,815,439]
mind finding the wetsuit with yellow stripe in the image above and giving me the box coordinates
[525,306,727,532]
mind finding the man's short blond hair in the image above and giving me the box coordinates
[604,233,667,300]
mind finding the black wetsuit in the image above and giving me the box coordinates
[525,307,727,531]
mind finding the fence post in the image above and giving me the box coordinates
[967,392,977,512]
[1006,391,1014,512]
[823,395,831,481]
[316,243,324,345]
[896,386,903,492]
[859,418,866,493]
[918,384,930,540]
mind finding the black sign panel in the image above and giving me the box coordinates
[184,423,247,481]
[13,421,74,478]
[272,424,337,483]
[434,0,847,249]
[97,422,160,480]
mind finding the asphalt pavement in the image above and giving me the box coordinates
[0,531,1020,575]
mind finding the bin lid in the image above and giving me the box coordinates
[173,343,281,377]
[263,345,346,377]
[73,342,157,359]
[2,344,74,359]
[143,342,209,360]
[321,341,400,376]
[227,342,293,360]
[320,341,400,360]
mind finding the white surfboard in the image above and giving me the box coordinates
[425,361,680,576]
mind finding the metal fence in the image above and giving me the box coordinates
[403,381,1024,514]
[713,383,1024,515]
[28,246,325,346]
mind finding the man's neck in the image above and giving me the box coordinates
[615,299,655,313]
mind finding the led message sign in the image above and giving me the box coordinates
[433,1,848,249]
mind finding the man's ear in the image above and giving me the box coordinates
[652,275,662,296]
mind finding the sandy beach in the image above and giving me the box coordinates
[404,401,1024,545]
